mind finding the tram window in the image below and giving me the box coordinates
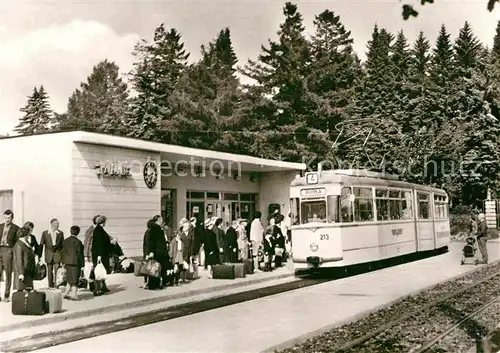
[376,189,388,198]
[418,193,430,219]
[327,196,340,223]
[376,199,390,220]
[300,200,327,224]
[402,191,413,219]
[340,187,353,223]
[389,199,402,219]
[353,187,373,222]
[290,198,300,225]
[389,190,401,198]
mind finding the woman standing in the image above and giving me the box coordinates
[213,218,226,263]
[14,226,37,291]
[203,218,219,277]
[91,215,111,295]
[169,222,189,285]
[145,217,170,289]
[62,226,84,300]
[225,220,239,263]
[236,219,249,262]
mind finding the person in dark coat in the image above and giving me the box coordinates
[39,218,64,288]
[84,215,99,262]
[263,225,275,271]
[203,218,219,278]
[272,215,286,267]
[0,209,20,302]
[91,215,111,294]
[180,220,194,266]
[13,226,36,291]
[145,217,171,289]
[191,216,204,264]
[110,236,124,273]
[213,218,226,263]
[225,220,239,263]
[62,226,84,300]
[13,222,40,291]
[142,223,151,288]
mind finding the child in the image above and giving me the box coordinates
[62,225,84,300]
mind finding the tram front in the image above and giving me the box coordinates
[290,172,344,270]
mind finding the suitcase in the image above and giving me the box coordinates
[243,259,254,275]
[39,288,63,313]
[227,263,245,278]
[12,290,46,316]
[211,264,235,280]
[185,263,199,280]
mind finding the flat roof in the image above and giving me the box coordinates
[2,131,306,172]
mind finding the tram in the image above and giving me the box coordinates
[290,168,450,271]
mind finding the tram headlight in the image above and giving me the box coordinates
[310,243,319,252]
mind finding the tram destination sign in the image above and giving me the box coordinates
[300,188,326,197]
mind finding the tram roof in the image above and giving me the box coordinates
[291,169,447,195]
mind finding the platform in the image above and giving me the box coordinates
[29,241,500,353]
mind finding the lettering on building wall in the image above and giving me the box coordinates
[391,228,403,237]
[95,161,132,178]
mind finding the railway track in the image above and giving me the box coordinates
[278,260,500,353]
[330,268,500,353]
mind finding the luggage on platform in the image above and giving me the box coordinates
[34,262,47,281]
[39,288,63,313]
[226,263,245,278]
[78,277,88,289]
[211,264,236,280]
[120,258,134,274]
[12,289,46,316]
[134,260,143,277]
[185,262,199,280]
[243,259,254,275]
[137,259,161,278]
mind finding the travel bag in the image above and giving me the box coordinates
[226,263,245,278]
[34,262,47,281]
[39,288,63,313]
[243,259,254,275]
[211,264,235,280]
[185,262,199,280]
[12,289,46,316]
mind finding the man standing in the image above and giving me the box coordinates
[40,218,64,288]
[249,212,264,271]
[84,215,100,262]
[476,213,488,264]
[0,209,20,302]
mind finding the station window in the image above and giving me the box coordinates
[340,187,354,223]
[418,193,430,219]
[223,193,239,201]
[353,187,374,222]
[375,189,389,220]
[206,192,220,200]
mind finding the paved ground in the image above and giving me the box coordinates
[31,241,500,353]
[0,260,294,332]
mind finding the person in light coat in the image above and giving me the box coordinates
[476,213,488,264]
[250,212,264,269]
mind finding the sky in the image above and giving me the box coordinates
[0,0,499,135]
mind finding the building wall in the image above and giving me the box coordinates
[72,142,161,256]
[0,134,73,242]
[259,171,299,226]
[161,168,259,225]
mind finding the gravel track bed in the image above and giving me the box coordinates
[342,275,500,353]
[277,261,500,353]
[428,301,500,353]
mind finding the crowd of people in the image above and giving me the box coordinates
[141,210,292,289]
[0,207,293,301]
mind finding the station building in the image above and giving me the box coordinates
[0,131,306,257]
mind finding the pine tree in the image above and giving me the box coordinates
[492,21,500,60]
[54,60,130,135]
[14,85,53,135]
[127,25,190,141]
[307,9,362,166]
[241,2,314,162]
[166,28,248,152]
[345,26,401,171]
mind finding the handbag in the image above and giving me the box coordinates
[55,266,67,287]
[138,259,161,278]
[34,262,47,281]
[275,247,284,257]
[83,262,93,281]
[94,259,107,281]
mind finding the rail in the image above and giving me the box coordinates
[331,269,500,353]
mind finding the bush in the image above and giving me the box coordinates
[450,214,471,236]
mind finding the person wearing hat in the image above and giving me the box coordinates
[91,215,111,294]
[213,217,226,263]
[476,213,488,264]
[40,218,64,288]
[203,218,219,277]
